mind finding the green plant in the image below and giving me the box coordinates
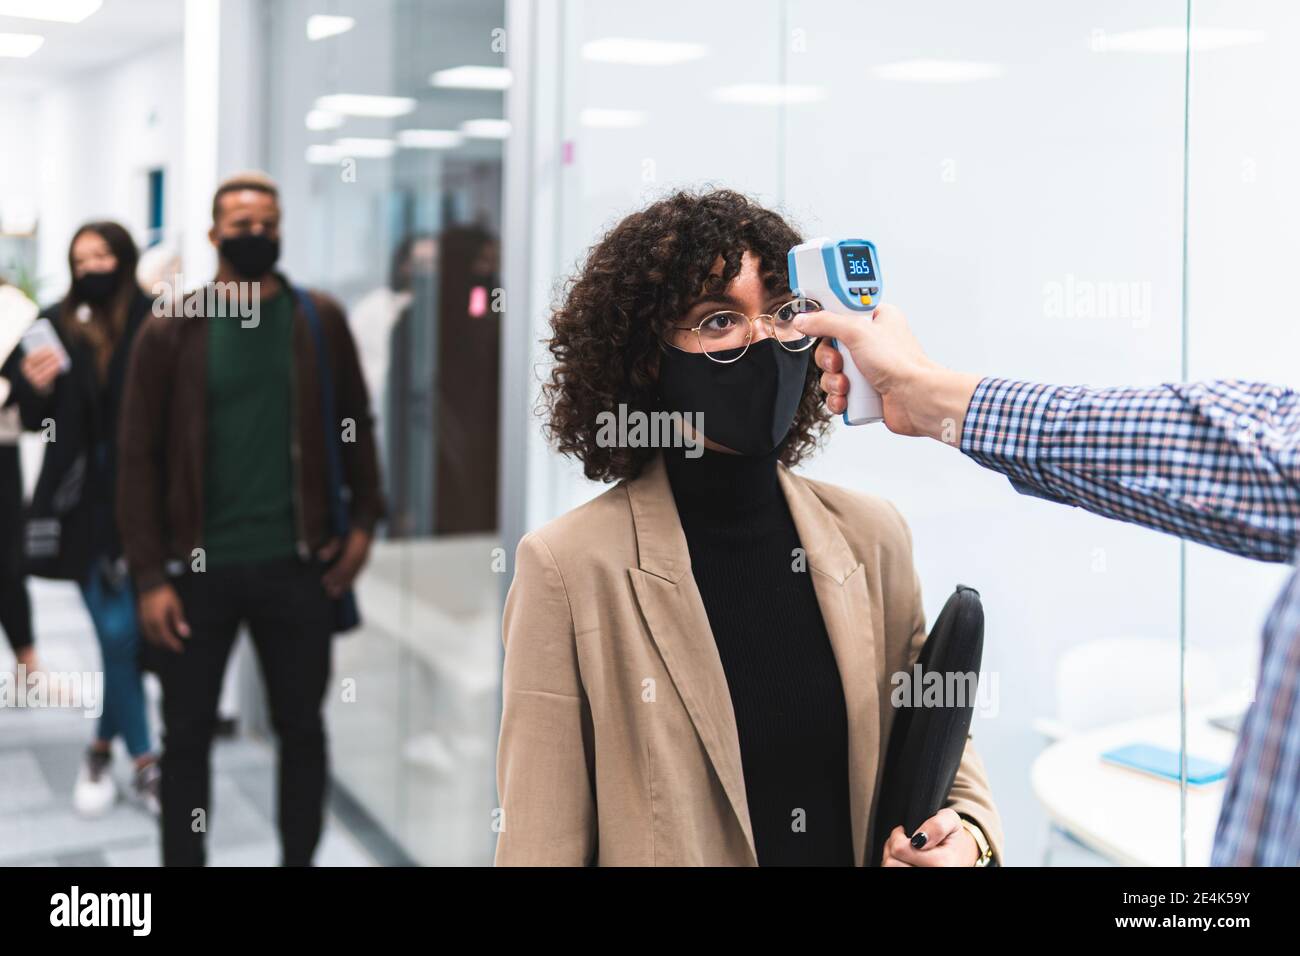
[3,257,41,303]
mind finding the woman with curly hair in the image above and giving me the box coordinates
[494,188,1002,867]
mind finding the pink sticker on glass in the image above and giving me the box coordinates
[469,284,488,318]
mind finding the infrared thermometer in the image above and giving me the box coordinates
[788,237,883,425]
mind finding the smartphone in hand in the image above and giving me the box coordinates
[21,317,72,372]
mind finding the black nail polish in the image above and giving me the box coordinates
[910,831,928,849]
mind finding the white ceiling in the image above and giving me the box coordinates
[0,0,183,92]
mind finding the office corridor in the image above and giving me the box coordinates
[0,579,375,867]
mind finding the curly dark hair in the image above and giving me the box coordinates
[541,187,832,483]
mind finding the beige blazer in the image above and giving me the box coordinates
[494,453,1003,866]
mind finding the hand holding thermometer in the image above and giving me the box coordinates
[788,238,883,425]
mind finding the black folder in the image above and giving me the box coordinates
[868,585,985,865]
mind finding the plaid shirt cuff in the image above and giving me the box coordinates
[959,378,1069,505]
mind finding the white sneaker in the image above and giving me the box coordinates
[73,747,118,817]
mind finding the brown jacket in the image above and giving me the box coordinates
[495,453,1003,866]
[116,279,384,592]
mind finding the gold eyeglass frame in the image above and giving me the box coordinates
[665,297,822,364]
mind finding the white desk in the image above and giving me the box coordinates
[1030,708,1240,866]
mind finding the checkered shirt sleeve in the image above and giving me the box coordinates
[960,377,1300,865]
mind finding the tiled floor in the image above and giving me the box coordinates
[0,579,376,867]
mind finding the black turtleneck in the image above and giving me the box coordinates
[664,444,854,866]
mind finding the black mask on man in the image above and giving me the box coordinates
[219,234,280,279]
[72,269,119,306]
[658,337,810,456]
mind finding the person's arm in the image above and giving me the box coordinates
[0,287,50,422]
[117,316,190,653]
[315,293,384,597]
[943,741,1002,866]
[115,315,174,594]
[798,305,1300,564]
[960,377,1299,563]
[494,531,597,866]
[1,329,60,429]
[322,294,385,534]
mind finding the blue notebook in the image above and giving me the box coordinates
[1101,743,1228,786]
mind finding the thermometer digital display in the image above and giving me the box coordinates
[840,246,876,281]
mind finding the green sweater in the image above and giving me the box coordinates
[202,289,296,566]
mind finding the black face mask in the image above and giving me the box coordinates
[219,233,280,279]
[658,337,811,456]
[72,269,119,305]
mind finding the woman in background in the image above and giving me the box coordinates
[0,279,36,676]
[3,222,160,817]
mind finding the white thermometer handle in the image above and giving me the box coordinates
[834,333,883,425]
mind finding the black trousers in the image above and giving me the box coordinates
[156,556,333,866]
[0,444,32,655]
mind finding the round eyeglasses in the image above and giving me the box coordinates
[666,297,821,363]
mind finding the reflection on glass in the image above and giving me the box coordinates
[387,226,501,537]
[265,0,505,865]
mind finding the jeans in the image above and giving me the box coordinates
[155,556,333,867]
[79,560,151,757]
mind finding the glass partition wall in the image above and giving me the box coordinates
[264,0,505,865]
[1181,0,1300,866]
[518,0,1299,866]
[785,0,1189,866]
[251,0,1296,866]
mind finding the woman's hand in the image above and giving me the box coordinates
[20,346,63,395]
[881,808,980,866]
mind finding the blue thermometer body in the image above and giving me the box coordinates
[787,238,883,425]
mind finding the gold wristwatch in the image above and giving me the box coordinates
[960,818,993,867]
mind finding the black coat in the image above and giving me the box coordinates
[0,290,151,580]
